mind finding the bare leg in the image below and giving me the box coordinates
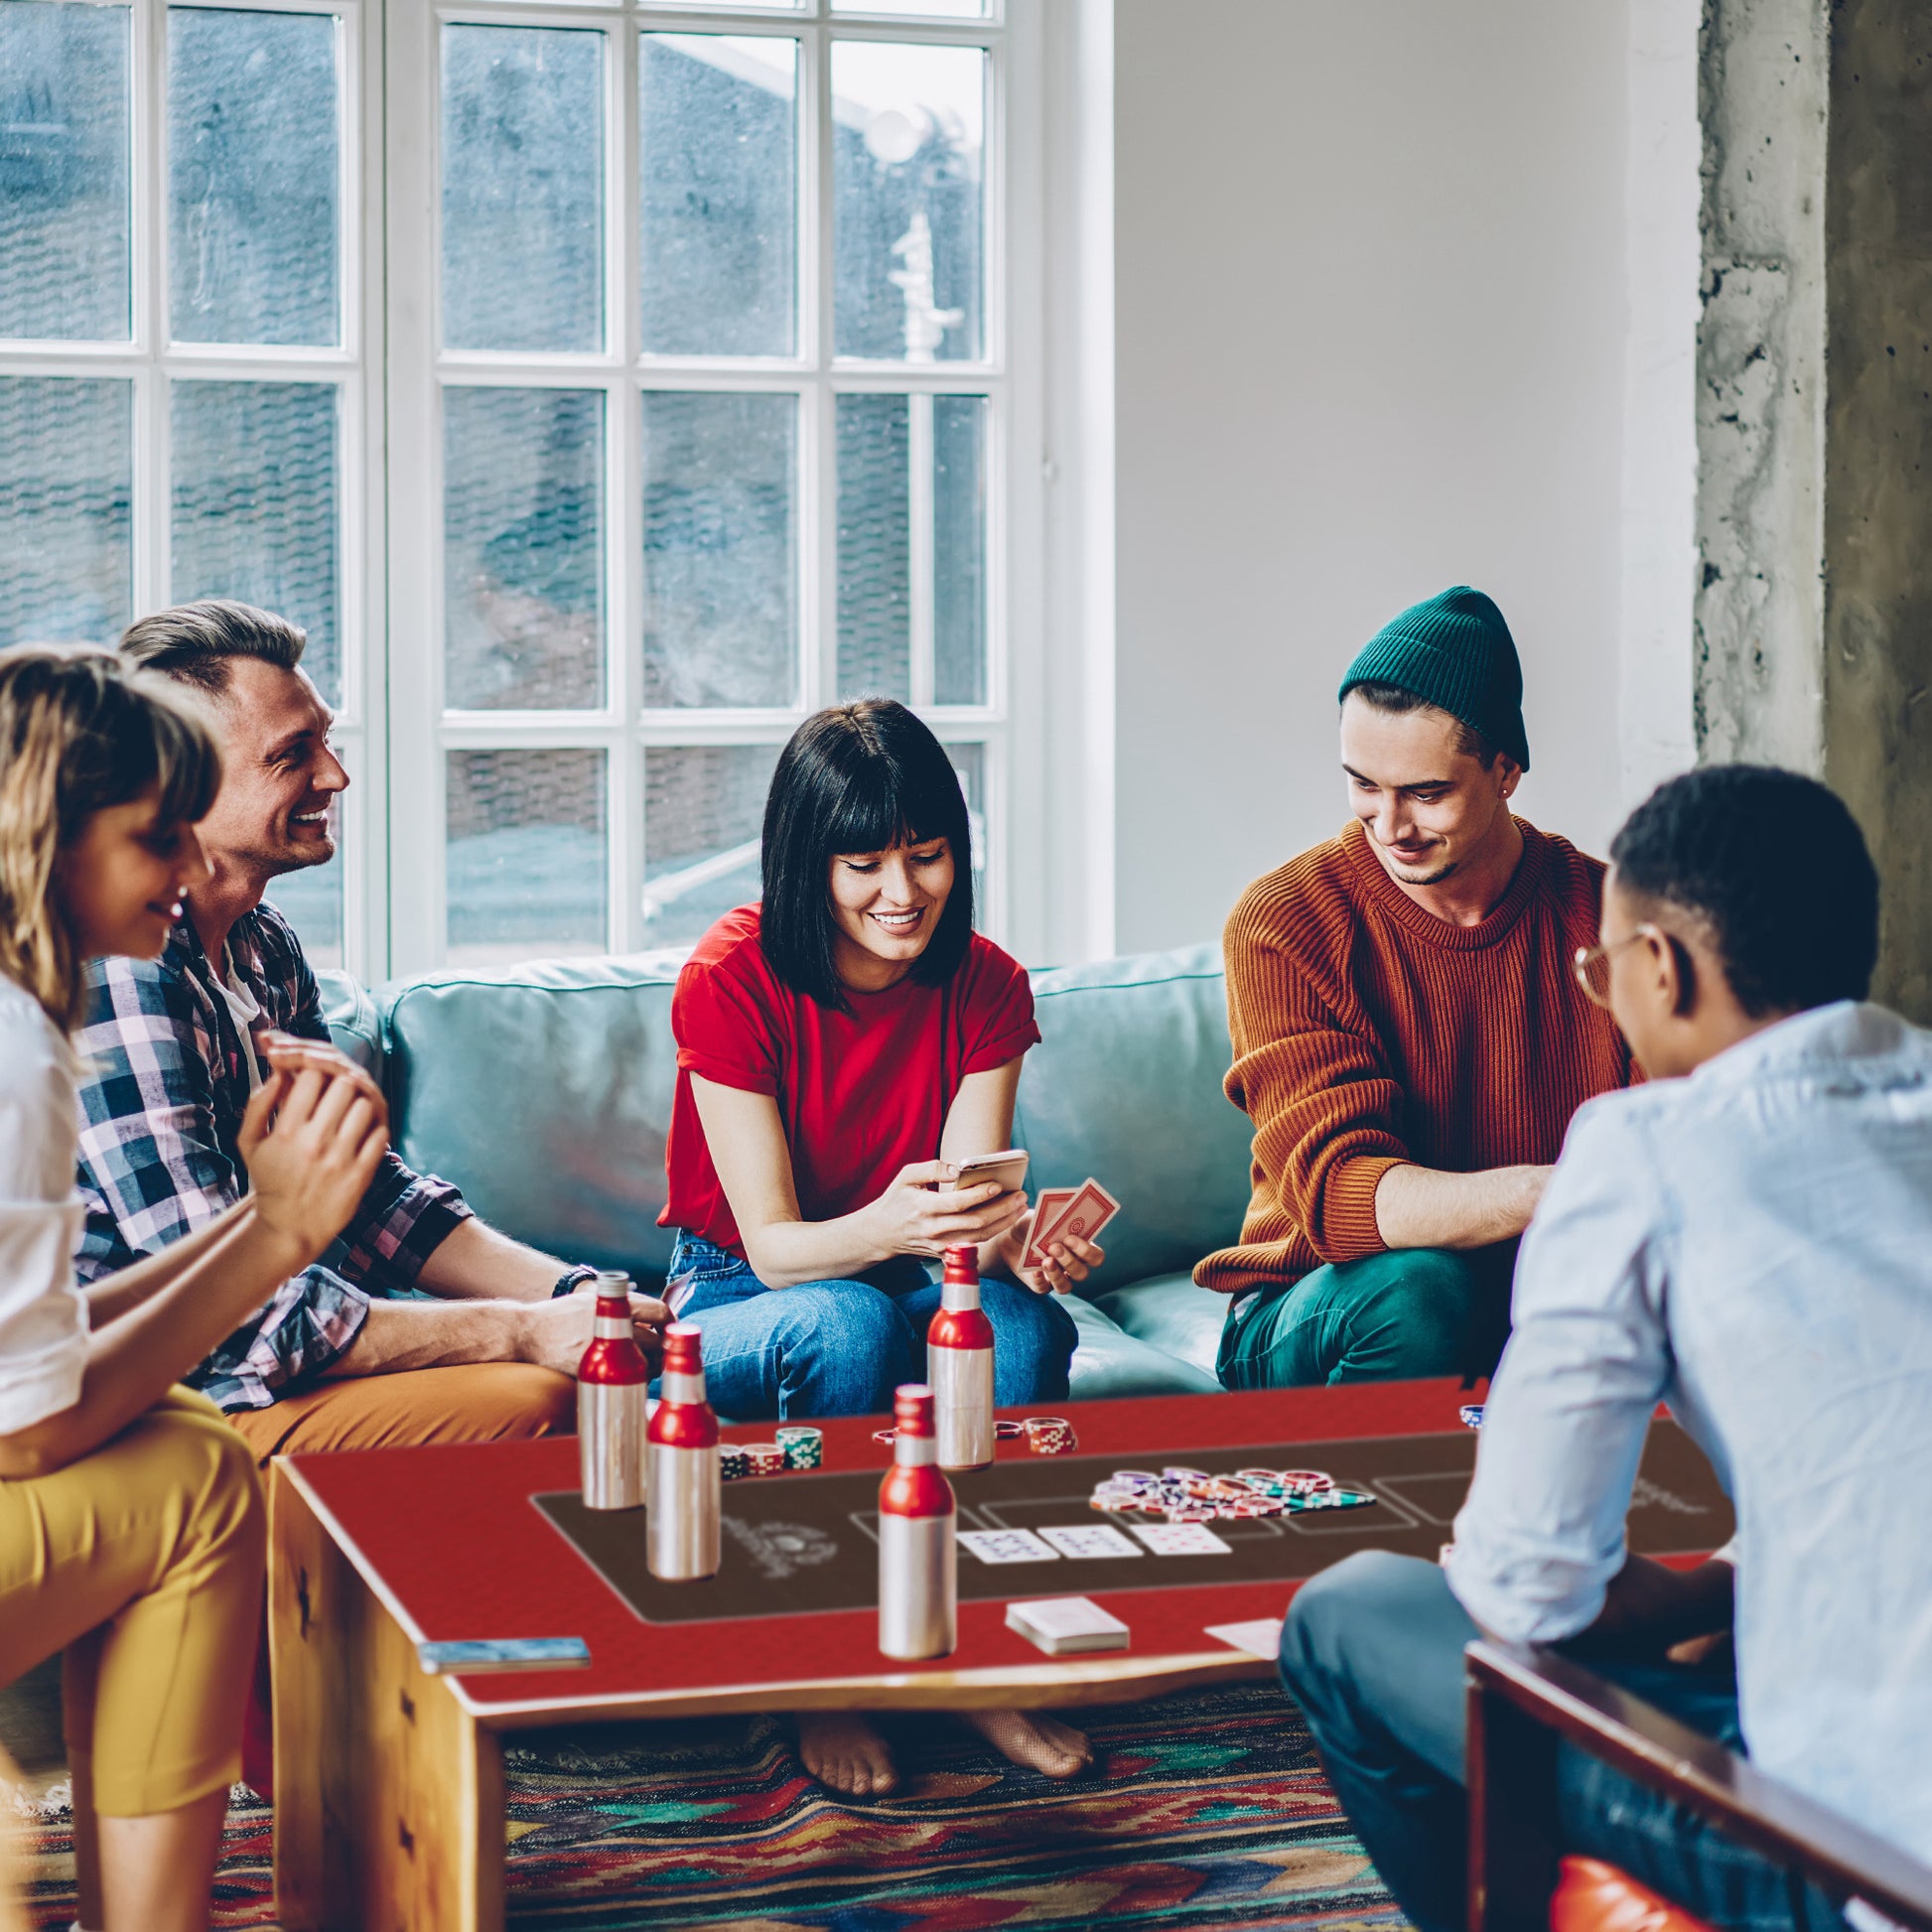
[95,1787,229,1932]
[796,1711,900,1798]
[958,1708,1094,1778]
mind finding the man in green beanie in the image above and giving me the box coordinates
[1196,587,1633,1387]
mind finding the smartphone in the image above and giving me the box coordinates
[942,1149,1031,1194]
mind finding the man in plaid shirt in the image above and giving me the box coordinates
[75,601,664,1466]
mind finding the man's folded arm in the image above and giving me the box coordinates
[1445,1102,1675,1645]
[1224,920,1409,1264]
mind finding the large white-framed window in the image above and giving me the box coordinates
[383,0,1041,973]
[0,0,383,970]
[0,0,1050,982]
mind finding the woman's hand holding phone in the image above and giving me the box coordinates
[866,1160,1028,1260]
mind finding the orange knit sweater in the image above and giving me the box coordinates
[1195,817,1633,1297]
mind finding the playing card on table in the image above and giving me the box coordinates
[1037,1524,1143,1560]
[958,1529,1059,1566]
[1021,1189,1077,1272]
[1132,1521,1232,1556]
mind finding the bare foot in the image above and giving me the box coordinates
[959,1707,1094,1778]
[796,1710,900,1798]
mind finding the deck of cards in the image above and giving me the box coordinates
[1023,1177,1122,1275]
[1005,1596,1130,1656]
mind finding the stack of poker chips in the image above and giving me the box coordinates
[776,1425,823,1470]
[720,1447,751,1482]
[1459,1405,1485,1429]
[1088,1465,1376,1524]
[1024,1416,1077,1456]
[743,1443,786,1477]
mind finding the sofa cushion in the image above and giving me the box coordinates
[379,954,688,1281]
[1014,946,1251,1294]
[316,968,384,1080]
[1063,1292,1222,1399]
[1091,1272,1230,1384]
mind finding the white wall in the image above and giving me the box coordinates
[1112,0,1683,955]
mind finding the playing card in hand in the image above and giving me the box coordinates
[1023,1178,1121,1274]
[1021,1188,1077,1272]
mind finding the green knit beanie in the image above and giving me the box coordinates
[1337,586,1530,771]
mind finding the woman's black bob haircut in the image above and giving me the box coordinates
[760,698,973,1011]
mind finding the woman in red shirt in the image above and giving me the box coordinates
[661,698,1102,1795]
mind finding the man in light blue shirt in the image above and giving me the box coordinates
[1281,763,1932,1932]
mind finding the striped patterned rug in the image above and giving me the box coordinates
[24,1684,1407,1930]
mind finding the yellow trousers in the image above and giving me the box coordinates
[0,1388,265,1816]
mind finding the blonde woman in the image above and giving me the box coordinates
[0,649,386,1932]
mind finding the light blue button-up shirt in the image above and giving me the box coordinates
[1448,1001,1932,1866]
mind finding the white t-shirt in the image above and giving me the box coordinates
[0,976,87,1434]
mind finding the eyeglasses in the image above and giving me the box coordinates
[1573,925,1660,1008]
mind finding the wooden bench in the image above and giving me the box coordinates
[1464,1639,1932,1932]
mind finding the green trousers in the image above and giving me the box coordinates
[1215,1245,1515,1390]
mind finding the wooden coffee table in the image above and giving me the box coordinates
[267,1380,1732,1931]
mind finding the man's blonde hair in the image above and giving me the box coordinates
[0,648,221,1032]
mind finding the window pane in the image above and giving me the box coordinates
[639,35,795,357]
[168,7,340,347]
[932,393,985,704]
[0,376,131,649]
[642,744,777,949]
[832,42,983,362]
[444,387,605,712]
[441,25,604,353]
[641,390,795,708]
[835,392,907,700]
[170,380,342,705]
[446,749,607,962]
[939,738,985,917]
[833,0,985,14]
[0,3,131,342]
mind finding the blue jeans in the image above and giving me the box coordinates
[1279,1552,1845,1932]
[1218,1245,1515,1388]
[662,1232,1079,1423]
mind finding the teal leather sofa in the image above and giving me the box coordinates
[318,943,1251,1401]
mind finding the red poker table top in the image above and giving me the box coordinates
[280,1380,1730,1726]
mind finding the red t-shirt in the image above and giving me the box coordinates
[660,903,1042,1257]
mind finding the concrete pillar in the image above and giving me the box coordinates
[1697,0,1932,1016]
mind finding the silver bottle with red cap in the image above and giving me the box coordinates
[927,1245,995,1471]
[577,1271,649,1509]
[647,1321,721,1580]
[878,1383,957,1659]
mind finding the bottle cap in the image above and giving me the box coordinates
[941,1246,979,1284]
[662,1321,704,1373]
[595,1268,632,1293]
[894,1383,935,1437]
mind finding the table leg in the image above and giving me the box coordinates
[271,1466,506,1932]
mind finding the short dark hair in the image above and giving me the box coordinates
[1609,763,1878,1017]
[1344,679,1498,768]
[759,699,973,1012]
[119,600,307,698]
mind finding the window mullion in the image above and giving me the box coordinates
[810,19,838,713]
[613,17,642,951]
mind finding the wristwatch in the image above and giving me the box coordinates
[552,1264,600,1300]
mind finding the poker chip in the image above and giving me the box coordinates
[1024,1416,1077,1456]
[1085,1463,1375,1524]
[744,1443,786,1478]
[872,1427,897,1446]
[1460,1404,1485,1429]
[775,1425,823,1470]
[719,1447,750,1482]
[995,1420,1026,1440]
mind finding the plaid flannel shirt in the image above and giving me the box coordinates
[73,899,472,1411]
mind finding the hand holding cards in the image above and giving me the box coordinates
[1022,1177,1121,1274]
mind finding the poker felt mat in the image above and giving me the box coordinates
[532,1419,1731,1624]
